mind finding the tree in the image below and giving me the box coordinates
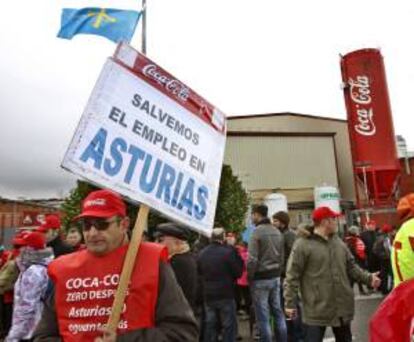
[214,164,249,234]
[60,181,98,230]
[60,164,249,235]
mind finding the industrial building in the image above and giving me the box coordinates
[0,198,61,246]
[224,112,355,226]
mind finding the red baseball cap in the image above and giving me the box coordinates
[381,224,393,234]
[20,232,46,250]
[73,190,126,221]
[12,231,30,246]
[39,214,61,231]
[312,206,341,222]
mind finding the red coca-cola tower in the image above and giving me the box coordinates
[341,49,400,209]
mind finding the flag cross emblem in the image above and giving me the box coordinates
[87,8,117,29]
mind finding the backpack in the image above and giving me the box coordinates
[373,235,391,260]
[0,257,19,294]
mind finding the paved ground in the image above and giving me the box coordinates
[238,293,384,342]
[0,292,383,342]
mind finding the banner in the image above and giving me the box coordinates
[62,43,226,236]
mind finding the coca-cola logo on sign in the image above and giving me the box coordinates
[349,75,376,136]
[143,64,190,101]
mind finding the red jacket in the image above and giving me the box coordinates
[370,278,414,341]
[345,236,366,261]
[0,250,12,268]
[1,250,14,304]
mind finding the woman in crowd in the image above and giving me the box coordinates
[6,232,53,342]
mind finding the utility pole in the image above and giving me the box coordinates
[142,0,147,54]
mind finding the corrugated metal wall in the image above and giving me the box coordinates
[227,115,354,201]
[224,136,338,191]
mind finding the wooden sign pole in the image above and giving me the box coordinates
[107,204,150,331]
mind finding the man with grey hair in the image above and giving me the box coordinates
[155,223,197,311]
[198,228,243,342]
[345,225,368,295]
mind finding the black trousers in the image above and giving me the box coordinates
[235,285,251,314]
[379,260,392,294]
[304,323,352,342]
[0,299,13,337]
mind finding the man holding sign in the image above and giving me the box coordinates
[33,189,198,341]
[34,43,226,342]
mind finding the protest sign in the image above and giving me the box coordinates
[62,43,226,236]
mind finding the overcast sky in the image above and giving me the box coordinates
[1,0,413,199]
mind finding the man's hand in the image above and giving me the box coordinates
[371,272,381,289]
[285,308,297,320]
[94,327,116,342]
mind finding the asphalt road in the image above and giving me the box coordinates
[239,293,384,342]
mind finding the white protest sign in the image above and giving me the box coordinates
[62,43,227,236]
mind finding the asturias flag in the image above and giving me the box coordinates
[57,8,141,43]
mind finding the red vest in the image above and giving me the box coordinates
[48,242,168,341]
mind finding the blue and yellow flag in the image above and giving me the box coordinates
[57,8,141,43]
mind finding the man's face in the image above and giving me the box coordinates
[325,217,338,235]
[45,229,58,243]
[226,236,236,246]
[157,235,178,255]
[272,218,283,229]
[66,231,82,247]
[251,212,261,225]
[82,216,128,256]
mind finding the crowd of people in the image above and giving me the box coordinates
[0,189,413,341]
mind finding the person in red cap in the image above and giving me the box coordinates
[0,231,31,338]
[37,214,74,258]
[6,231,53,342]
[33,189,198,342]
[284,206,381,342]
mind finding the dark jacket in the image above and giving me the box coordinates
[48,236,74,258]
[170,251,198,310]
[284,233,372,327]
[33,262,198,341]
[360,230,379,272]
[197,242,243,303]
[360,230,377,253]
[280,227,296,276]
[247,219,284,280]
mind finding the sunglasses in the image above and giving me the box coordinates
[80,217,121,232]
